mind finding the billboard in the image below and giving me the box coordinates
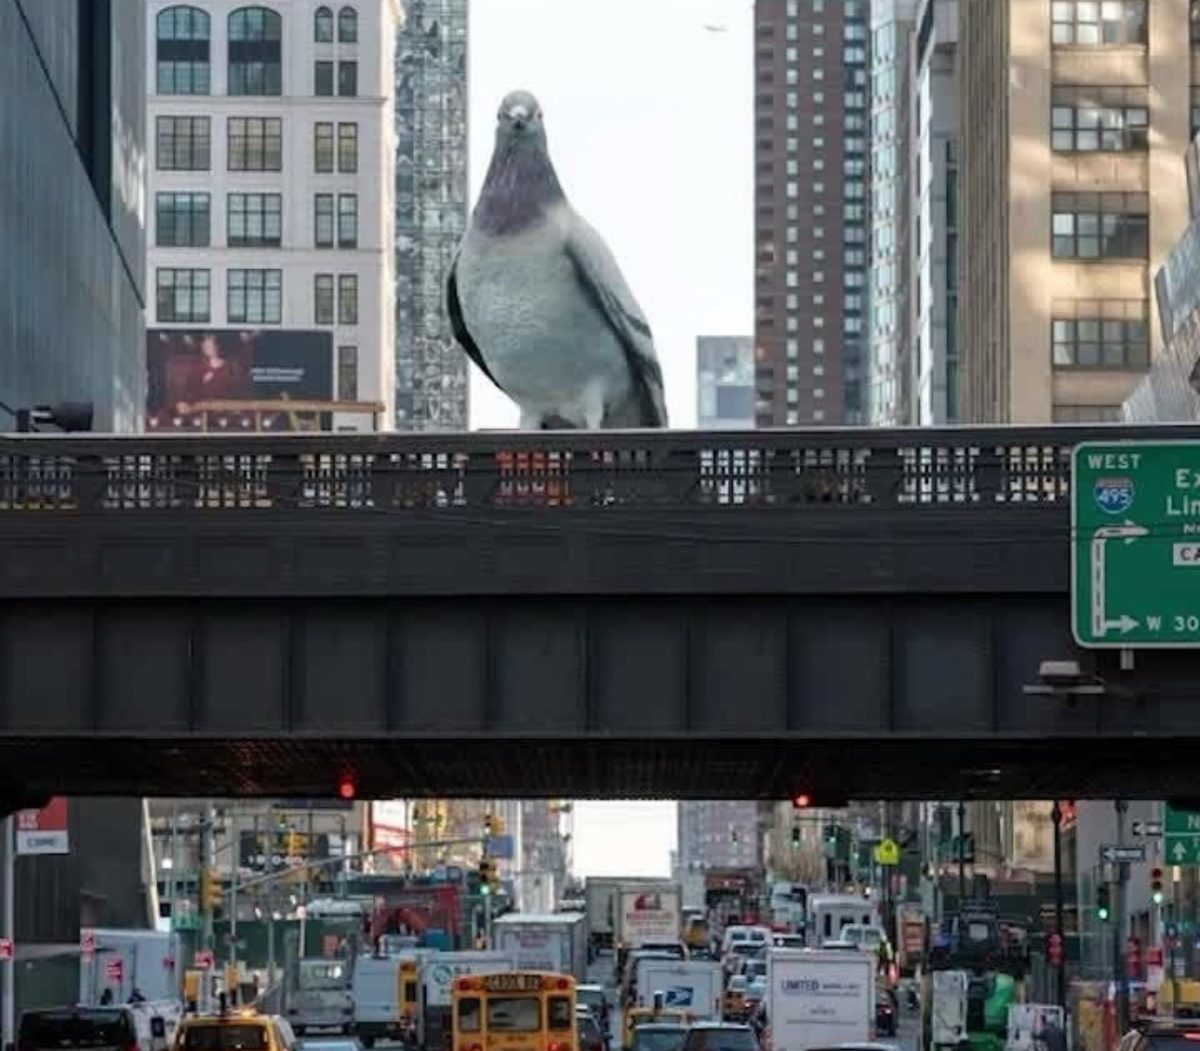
[146,328,334,431]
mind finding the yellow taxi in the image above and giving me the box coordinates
[173,1008,297,1051]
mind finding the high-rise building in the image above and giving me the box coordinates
[907,0,959,425]
[754,0,871,427]
[677,802,761,872]
[1,0,146,430]
[145,0,398,434]
[697,336,755,428]
[394,0,469,431]
[867,0,916,425]
[958,0,1190,424]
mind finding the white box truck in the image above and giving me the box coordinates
[634,959,722,1020]
[492,913,588,979]
[417,950,516,1051]
[766,948,875,1051]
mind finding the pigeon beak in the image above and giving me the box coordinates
[508,105,530,129]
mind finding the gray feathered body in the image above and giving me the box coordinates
[456,207,643,428]
[448,92,668,430]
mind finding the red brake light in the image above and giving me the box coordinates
[1182,1035,1200,1042]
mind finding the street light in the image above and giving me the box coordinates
[0,400,94,433]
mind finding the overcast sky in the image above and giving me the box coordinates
[465,0,754,432]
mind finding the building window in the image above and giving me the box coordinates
[228,269,282,324]
[1051,192,1148,259]
[315,274,335,324]
[338,123,358,172]
[228,6,282,96]
[315,60,334,96]
[315,194,335,247]
[156,116,210,171]
[156,6,211,94]
[315,5,334,42]
[156,192,211,247]
[338,61,358,96]
[1051,87,1148,151]
[315,122,334,172]
[1051,299,1149,368]
[337,345,359,400]
[1051,0,1147,45]
[338,194,358,247]
[338,6,358,42]
[338,274,358,324]
[1053,404,1122,422]
[156,268,210,323]
[227,193,282,247]
[227,117,281,171]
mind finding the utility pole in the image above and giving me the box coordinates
[1051,801,1066,1009]
[3,814,15,1051]
[201,801,216,953]
[228,809,239,966]
[1114,800,1129,1033]
[957,801,967,903]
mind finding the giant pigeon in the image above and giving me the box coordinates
[447,89,669,429]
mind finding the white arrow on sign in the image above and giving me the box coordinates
[1091,521,1149,638]
[1172,841,1189,862]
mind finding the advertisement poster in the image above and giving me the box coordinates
[146,328,334,431]
[620,889,679,944]
[16,797,69,855]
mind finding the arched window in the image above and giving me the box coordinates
[228,6,282,96]
[156,6,210,94]
[338,6,358,43]
[315,6,334,42]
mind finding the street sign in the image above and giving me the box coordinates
[874,838,900,866]
[1072,442,1200,647]
[105,958,123,982]
[1165,805,1200,864]
[16,797,69,855]
[1134,821,1164,837]
[80,929,96,959]
[0,938,12,962]
[1100,844,1146,863]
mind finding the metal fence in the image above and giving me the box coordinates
[0,424,1185,514]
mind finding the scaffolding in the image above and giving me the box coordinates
[394,0,470,431]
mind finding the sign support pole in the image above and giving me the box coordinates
[1115,801,1129,1032]
[1053,802,1066,1009]
[2,815,14,1051]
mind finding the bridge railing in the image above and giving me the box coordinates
[0,424,1179,513]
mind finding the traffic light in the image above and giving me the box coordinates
[199,869,221,912]
[792,794,812,809]
[791,826,801,848]
[337,773,356,801]
[479,858,494,895]
[731,828,739,844]
[1097,883,1111,922]
[484,813,495,838]
[1152,867,1165,905]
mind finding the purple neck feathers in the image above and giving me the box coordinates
[474,143,565,236]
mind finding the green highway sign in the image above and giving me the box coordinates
[1165,804,1200,865]
[1072,442,1200,648]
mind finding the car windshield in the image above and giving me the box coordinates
[684,1029,758,1051]
[632,1030,689,1051]
[181,1025,270,1051]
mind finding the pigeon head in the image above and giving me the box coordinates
[475,89,565,236]
[495,89,546,148]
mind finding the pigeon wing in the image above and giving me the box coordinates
[564,214,669,427]
[447,248,506,393]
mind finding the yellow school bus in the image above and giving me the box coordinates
[452,972,577,1051]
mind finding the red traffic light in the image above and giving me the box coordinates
[1047,932,1064,967]
[793,793,812,809]
[337,773,357,800]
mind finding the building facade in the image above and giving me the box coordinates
[908,0,959,425]
[868,0,916,425]
[754,0,870,427]
[1,0,146,431]
[677,802,761,872]
[697,336,755,428]
[958,0,1191,424]
[145,0,398,433]
[394,0,469,431]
